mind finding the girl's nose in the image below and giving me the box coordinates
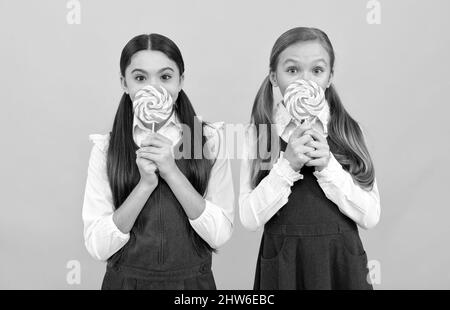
[299,72,311,81]
[147,78,160,88]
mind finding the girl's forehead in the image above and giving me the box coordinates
[127,50,178,73]
[278,41,330,65]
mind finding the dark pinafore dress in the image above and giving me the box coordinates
[101,157,216,290]
[253,137,373,290]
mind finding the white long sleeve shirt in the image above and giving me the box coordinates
[82,112,235,261]
[239,100,381,232]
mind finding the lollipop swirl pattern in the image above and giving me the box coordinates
[133,85,174,125]
[284,79,326,124]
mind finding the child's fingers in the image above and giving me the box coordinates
[305,140,328,151]
[136,155,158,171]
[137,152,159,162]
[298,153,311,163]
[292,134,313,146]
[305,158,326,167]
[141,137,165,148]
[141,132,171,146]
[295,145,315,155]
[290,122,312,141]
[305,149,329,158]
[303,129,326,143]
[136,146,160,155]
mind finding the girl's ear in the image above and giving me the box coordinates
[326,72,333,89]
[120,75,129,94]
[269,71,278,87]
[179,73,185,92]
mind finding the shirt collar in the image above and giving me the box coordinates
[273,100,330,139]
[132,110,182,147]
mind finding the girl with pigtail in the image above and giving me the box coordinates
[82,34,234,289]
[239,27,380,290]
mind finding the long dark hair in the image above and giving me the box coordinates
[107,33,215,255]
[251,27,375,190]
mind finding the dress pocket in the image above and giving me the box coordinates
[337,231,366,258]
[258,235,289,290]
[260,233,288,262]
[330,233,373,290]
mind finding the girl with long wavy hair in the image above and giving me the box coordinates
[239,27,380,290]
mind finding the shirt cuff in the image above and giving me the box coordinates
[107,213,130,239]
[189,202,209,226]
[272,151,304,186]
[312,152,343,182]
[188,200,230,249]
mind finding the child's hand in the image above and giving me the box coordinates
[136,152,159,189]
[283,122,315,172]
[136,132,178,180]
[303,129,331,172]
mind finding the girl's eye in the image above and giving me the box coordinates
[135,75,146,82]
[287,67,298,74]
[313,67,324,74]
[161,74,172,81]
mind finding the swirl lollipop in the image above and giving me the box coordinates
[283,79,326,126]
[132,85,174,132]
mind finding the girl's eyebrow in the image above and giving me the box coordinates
[130,67,175,74]
[312,58,328,66]
[158,67,174,73]
[282,58,299,65]
[282,58,328,66]
[131,68,147,74]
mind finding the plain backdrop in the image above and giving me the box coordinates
[1,0,449,289]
